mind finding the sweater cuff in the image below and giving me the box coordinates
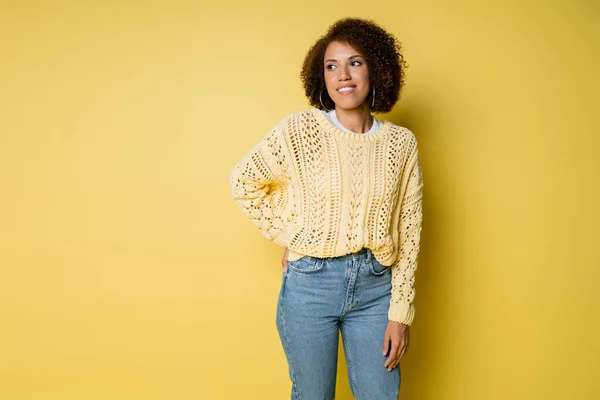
[388,302,415,326]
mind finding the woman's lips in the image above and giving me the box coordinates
[337,86,356,95]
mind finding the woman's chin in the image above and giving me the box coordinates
[332,100,369,111]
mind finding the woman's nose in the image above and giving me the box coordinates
[339,68,351,80]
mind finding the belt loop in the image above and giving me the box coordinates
[366,248,371,262]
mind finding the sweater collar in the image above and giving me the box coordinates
[309,108,392,143]
[325,109,381,135]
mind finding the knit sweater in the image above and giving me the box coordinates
[229,107,424,325]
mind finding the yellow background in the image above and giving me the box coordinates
[1,0,598,399]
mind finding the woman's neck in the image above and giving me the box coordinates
[334,105,373,134]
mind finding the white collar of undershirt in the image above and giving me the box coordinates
[323,109,381,135]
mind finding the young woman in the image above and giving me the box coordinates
[230,17,424,399]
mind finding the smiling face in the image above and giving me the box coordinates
[323,40,371,112]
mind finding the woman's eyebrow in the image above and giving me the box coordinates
[324,55,364,63]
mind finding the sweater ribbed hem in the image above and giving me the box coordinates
[286,248,306,262]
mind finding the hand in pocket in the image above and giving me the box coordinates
[281,247,289,272]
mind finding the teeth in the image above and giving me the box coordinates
[338,87,354,92]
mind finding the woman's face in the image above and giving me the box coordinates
[323,40,371,111]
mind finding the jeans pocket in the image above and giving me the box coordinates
[367,257,391,276]
[287,255,326,274]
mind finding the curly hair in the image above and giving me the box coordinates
[300,18,408,114]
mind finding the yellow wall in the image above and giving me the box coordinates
[1,1,598,399]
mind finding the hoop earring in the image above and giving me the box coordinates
[371,87,376,109]
[319,89,332,112]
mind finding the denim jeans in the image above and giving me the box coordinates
[276,248,401,400]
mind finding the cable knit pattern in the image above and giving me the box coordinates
[229,108,424,325]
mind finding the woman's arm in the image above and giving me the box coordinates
[229,123,289,246]
[388,144,424,325]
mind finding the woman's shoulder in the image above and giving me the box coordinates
[383,120,419,156]
[280,107,320,122]
[267,108,321,136]
[384,120,416,140]
[266,107,315,128]
[384,120,417,145]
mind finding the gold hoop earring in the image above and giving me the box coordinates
[371,87,376,109]
[320,89,332,112]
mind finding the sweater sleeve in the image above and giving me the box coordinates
[229,122,290,247]
[388,144,424,325]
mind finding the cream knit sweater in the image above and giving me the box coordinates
[229,107,424,325]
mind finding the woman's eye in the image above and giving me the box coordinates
[325,61,361,70]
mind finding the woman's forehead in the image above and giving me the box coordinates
[324,41,364,60]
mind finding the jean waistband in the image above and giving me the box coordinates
[323,247,372,262]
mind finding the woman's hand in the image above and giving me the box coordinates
[282,247,290,272]
[383,321,410,371]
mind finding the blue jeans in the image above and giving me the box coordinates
[276,248,401,399]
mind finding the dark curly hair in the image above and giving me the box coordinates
[300,18,407,114]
